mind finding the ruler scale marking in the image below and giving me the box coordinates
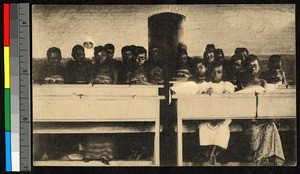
[19,3,31,171]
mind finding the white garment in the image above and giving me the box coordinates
[235,85,266,94]
[170,81,235,95]
[199,119,232,149]
[170,81,199,95]
[197,81,235,94]
[197,81,235,149]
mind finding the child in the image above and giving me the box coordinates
[37,47,65,84]
[234,47,249,61]
[225,54,244,86]
[214,48,225,63]
[203,44,216,66]
[121,45,136,71]
[90,46,118,84]
[173,49,194,80]
[259,55,287,86]
[171,62,234,165]
[197,62,235,165]
[66,45,92,84]
[105,43,124,84]
[236,55,285,166]
[187,59,208,83]
[236,55,267,91]
[126,46,151,85]
[148,45,164,84]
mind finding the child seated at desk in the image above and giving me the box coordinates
[66,45,92,84]
[196,62,235,165]
[148,45,164,84]
[37,47,65,84]
[171,62,235,165]
[259,55,287,86]
[126,46,151,85]
[172,48,194,81]
[236,55,285,166]
[90,46,118,84]
[187,59,208,83]
[225,54,244,86]
[236,55,267,91]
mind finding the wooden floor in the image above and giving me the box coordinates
[33,160,154,167]
[183,161,297,167]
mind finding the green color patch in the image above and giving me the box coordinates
[4,89,11,131]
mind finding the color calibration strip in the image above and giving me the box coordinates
[4,3,12,172]
[4,3,30,172]
[11,3,20,171]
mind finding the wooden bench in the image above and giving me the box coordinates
[33,84,163,166]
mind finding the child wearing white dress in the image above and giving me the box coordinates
[197,62,234,165]
[171,61,234,165]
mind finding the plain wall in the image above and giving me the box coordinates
[32,4,295,58]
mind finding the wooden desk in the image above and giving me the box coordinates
[33,84,163,166]
[174,90,296,166]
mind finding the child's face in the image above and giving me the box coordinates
[95,51,107,64]
[136,53,146,66]
[48,52,61,66]
[246,60,260,76]
[72,49,85,62]
[181,53,188,64]
[211,65,223,83]
[216,53,224,61]
[107,49,114,59]
[196,62,207,76]
[125,51,133,61]
[241,51,248,59]
[207,51,215,62]
[233,59,242,71]
[271,61,282,70]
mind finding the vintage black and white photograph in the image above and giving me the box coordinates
[32,4,296,167]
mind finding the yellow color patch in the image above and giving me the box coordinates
[4,47,10,88]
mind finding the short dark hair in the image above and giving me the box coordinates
[72,44,84,54]
[269,55,281,64]
[210,61,224,70]
[243,54,260,67]
[121,46,129,54]
[94,45,108,55]
[214,48,224,60]
[135,46,147,55]
[240,47,249,55]
[268,55,282,69]
[229,54,243,65]
[104,43,115,51]
[234,47,241,55]
[205,44,215,52]
[47,47,62,60]
[235,47,249,55]
[194,58,208,68]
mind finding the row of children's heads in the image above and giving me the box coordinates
[72,44,115,63]
[121,45,147,66]
[46,43,282,71]
[46,44,147,66]
[194,54,282,82]
[202,44,248,64]
[197,55,259,83]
